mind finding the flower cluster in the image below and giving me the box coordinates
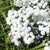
[6,0,50,47]
[6,8,35,46]
[37,21,50,36]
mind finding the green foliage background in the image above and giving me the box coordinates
[0,0,47,50]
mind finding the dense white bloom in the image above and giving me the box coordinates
[6,0,50,46]
[6,8,35,46]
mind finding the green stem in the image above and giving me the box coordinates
[0,44,4,47]
[34,40,46,50]
[0,5,14,11]
[12,47,15,50]
[5,45,9,50]
[0,11,6,19]
[10,0,13,6]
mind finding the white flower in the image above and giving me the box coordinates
[40,9,45,16]
[23,22,28,27]
[15,41,21,46]
[27,27,31,32]
[40,0,44,4]
[42,21,48,26]
[33,6,40,16]
[8,33,12,36]
[23,16,28,21]
[29,32,33,36]
[42,2,48,8]
[26,7,34,15]
[30,22,34,26]
[37,21,43,24]
[11,36,17,43]
[24,29,29,33]
[38,25,44,31]
[15,32,21,38]
[45,26,49,33]
[26,38,33,44]
[40,31,45,36]
[30,0,38,4]
[45,43,48,46]
[23,32,35,45]
[44,43,50,50]
[6,17,11,25]
[8,10,13,17]
[23,34,29,43]
[33,6,39,10]
[22,0,29,6]
[48,41,50,43]
[48,22,50,27]
[14,0,23,7]
[30,32,35,39]
[11,31,15,35]
[25,34,29,38]
[12,21,17,27]
[16,19,21,24]
[11,26,15,32]
[8,10,18,18]
[42,26,49,34]
[26,37,34,45]
[23,20,29,26]
[21,32,25,37]
[21,27,26,31]
[44,46,50,50]
[37,3,42,8]
[18,24,22,28]
[34,11,40,16]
